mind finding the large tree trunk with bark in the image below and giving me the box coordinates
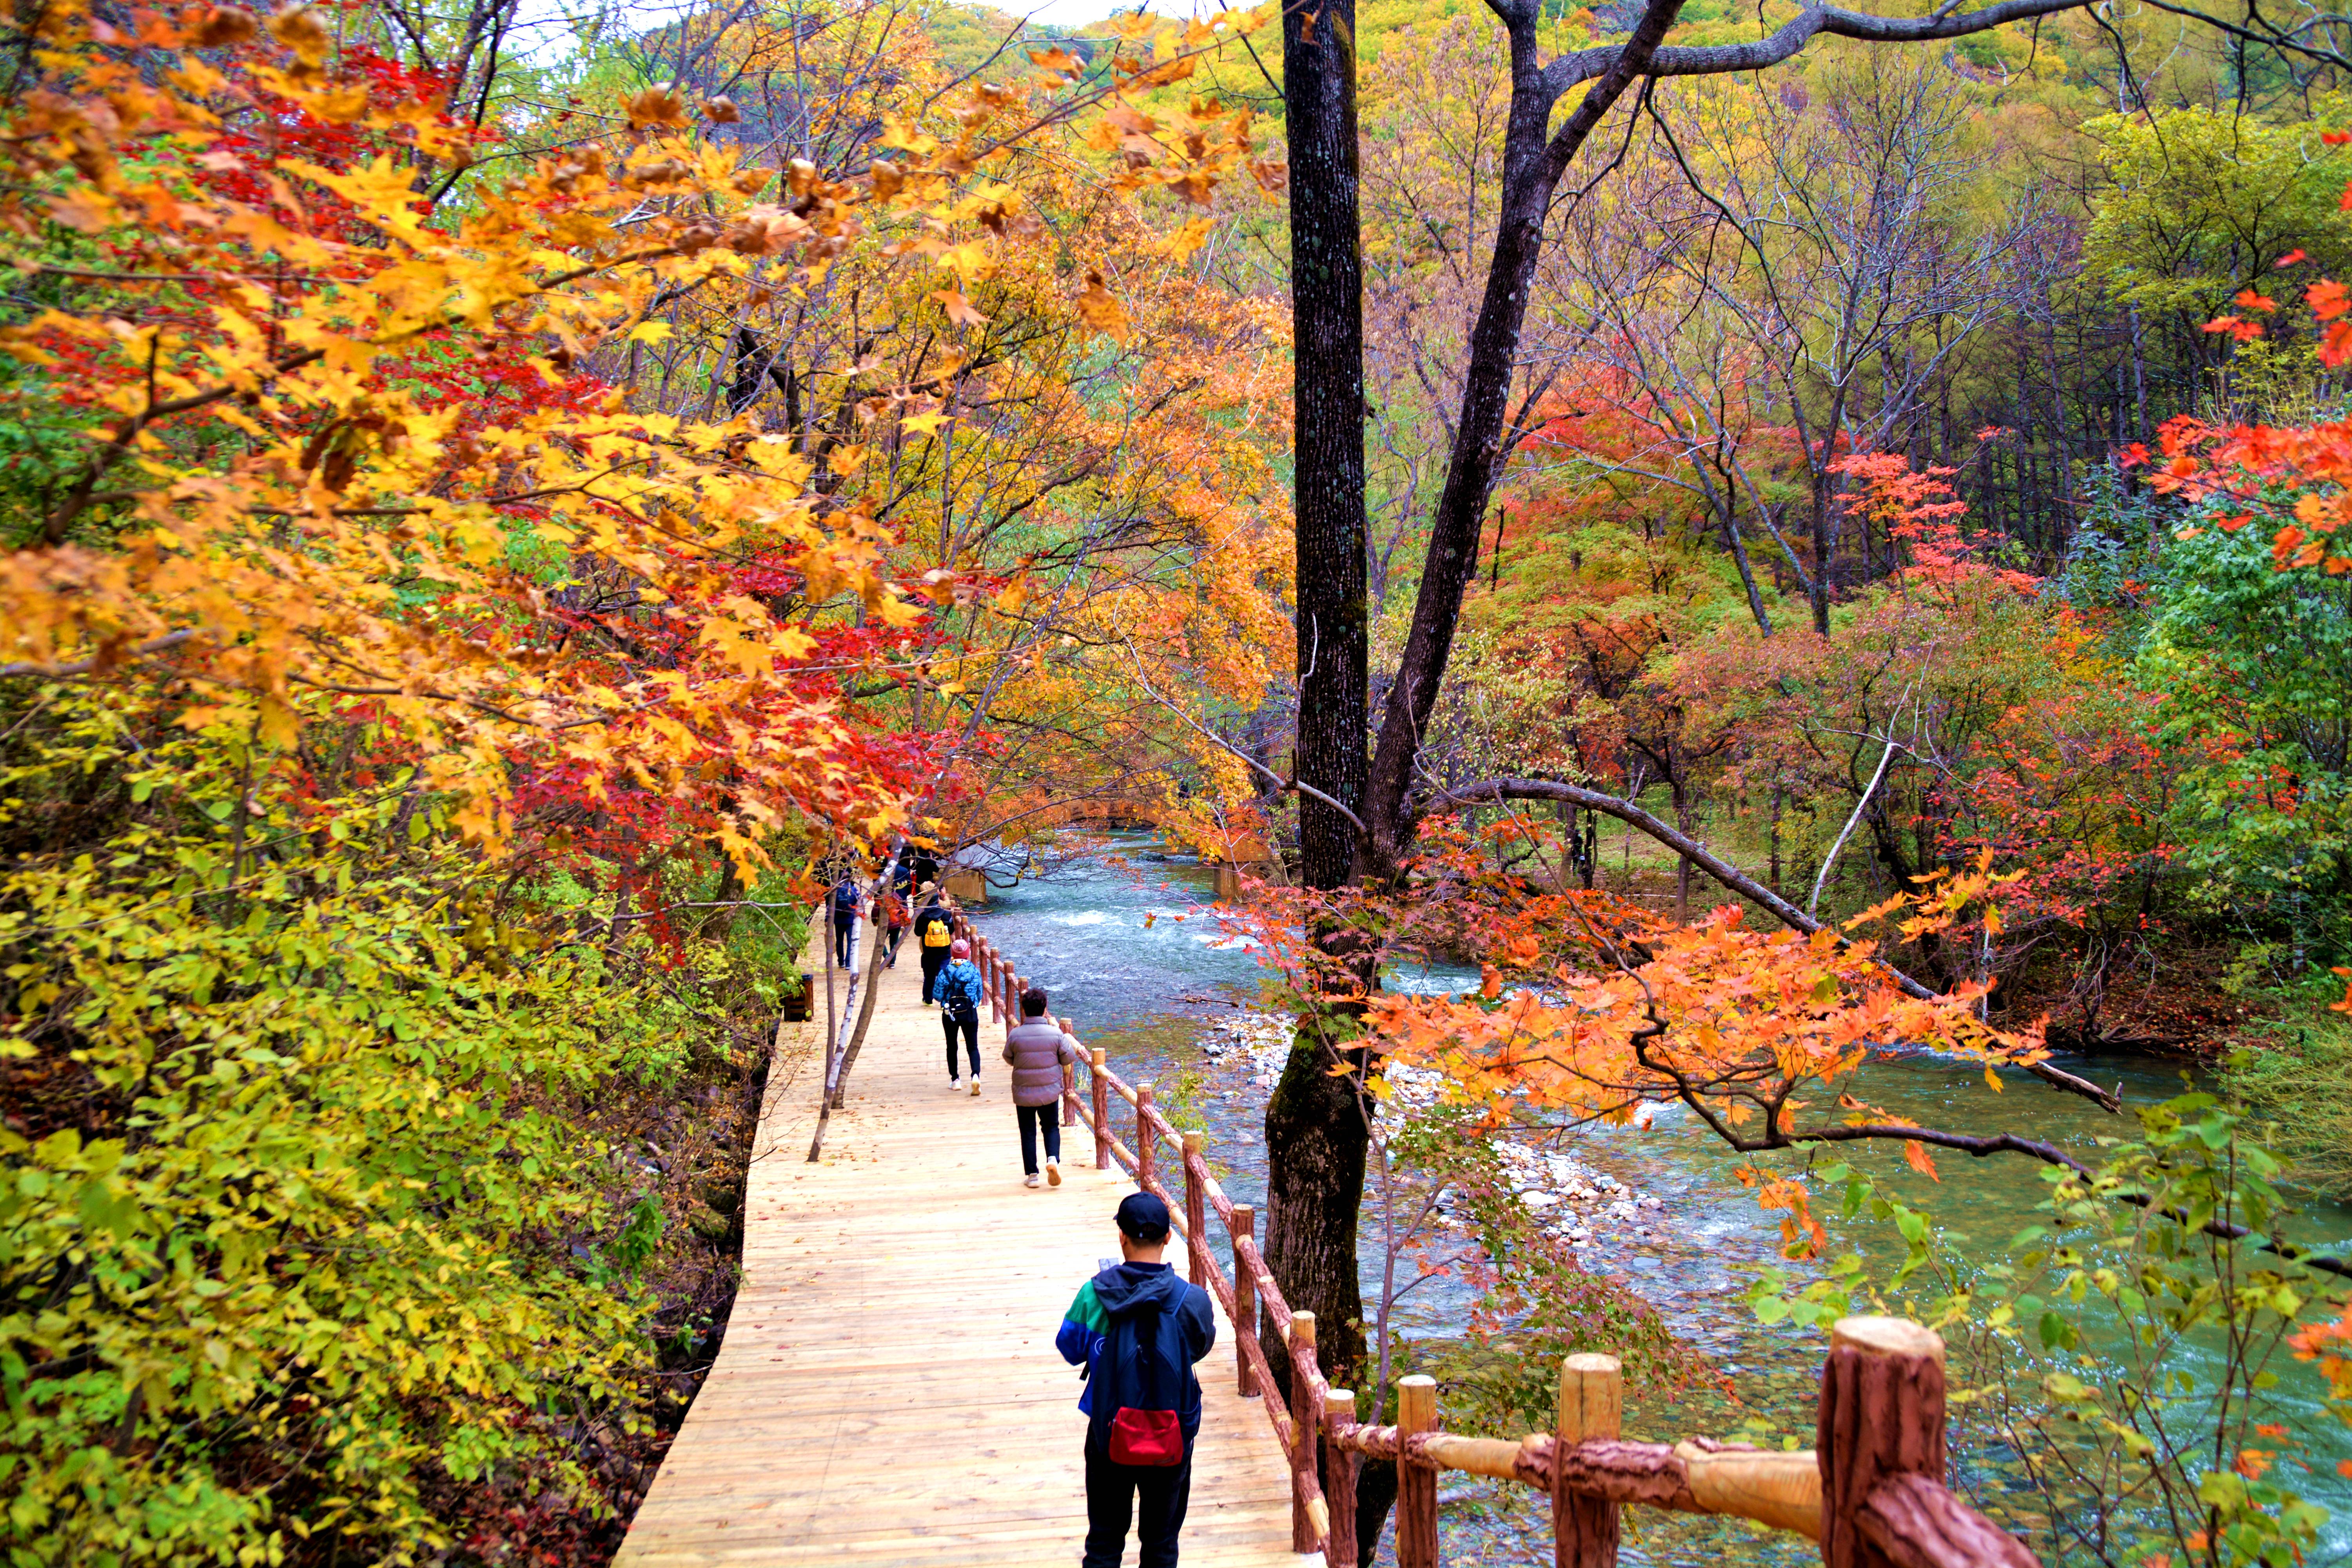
[1269,0,1387,1554]
[1289,0,1369,894]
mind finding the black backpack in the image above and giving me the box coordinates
[831,878,858,916]
[1092,1298,1188,1466]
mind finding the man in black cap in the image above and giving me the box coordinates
[1053,1192,1217,1568]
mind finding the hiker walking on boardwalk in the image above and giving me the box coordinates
[1002,987,1081,1189]
[828,870,862,969]
[1056,1192,1216,1568]
[929,936,985,1094]
[911,884,954,997]
[881,852,914,967]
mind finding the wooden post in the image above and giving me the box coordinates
[1818,1316,1945,1568]
[1182,1132,1208,1278]
[1090,1048,1110,1169]
[1232,1203,1257,1396]
[1325,1387,1360,1568]
[1135,1083,1155,1192]
[1553,1354,1622,1568]
[1397,1374,1438,1568]
[1059,1016,1079,1126]
[1289,1311,1325,1553]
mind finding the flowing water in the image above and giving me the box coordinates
[965,836,2352,1565]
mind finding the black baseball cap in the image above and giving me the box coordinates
[1116,1192,1171,1242]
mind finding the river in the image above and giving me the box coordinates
[965,836,2352,1566]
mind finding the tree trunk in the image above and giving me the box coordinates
[1270,1,1386,1553]
[1287,0,1368,895]
[1720,504,1774,636]
[1808,464,1835,635]
[1672,778,1693,922]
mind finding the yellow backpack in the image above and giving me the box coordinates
[922,918,951,948]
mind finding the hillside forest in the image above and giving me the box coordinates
[3,0,2352,1562]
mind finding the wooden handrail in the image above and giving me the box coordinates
[946,909,2038,1568]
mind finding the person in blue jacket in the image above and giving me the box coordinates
[828,871,861,968]
[1055,1192,1216,1568]
[928,937,986,1094]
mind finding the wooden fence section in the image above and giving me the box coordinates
[952,910,2044,1568]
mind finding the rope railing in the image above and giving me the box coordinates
[946,909,2040,1568]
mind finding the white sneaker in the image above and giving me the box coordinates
[1046,1158,1062,1187]
[1025,1172,1042,1188]
[947,1080,961,1092]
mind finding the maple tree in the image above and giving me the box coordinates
[0,0,1277,1557]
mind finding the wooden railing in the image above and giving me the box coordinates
[948,911,2040,1568]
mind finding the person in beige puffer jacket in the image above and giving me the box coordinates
[1003,987,1083,1188]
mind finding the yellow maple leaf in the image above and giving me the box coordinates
[930,289,987,328]
[1076,270,1131,341]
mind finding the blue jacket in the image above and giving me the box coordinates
[1055,1261,1216,1443]
[929,958,984,1016]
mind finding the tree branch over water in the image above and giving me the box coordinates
[1437,775,2125,1113]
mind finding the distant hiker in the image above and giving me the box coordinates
[1055,1192,1216,1568]
[912,885,954,996]
[882,854,913,968]
[929,936,985,1094]
[828,871,861,969]
[1002,987,1081,1189]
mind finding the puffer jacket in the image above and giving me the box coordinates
[1003,1016,1081,1108]
[929,958,985,1017]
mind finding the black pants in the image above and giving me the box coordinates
[1017,1102,1062,1174]
[921,949,946,999]
[942,1010,979,1079]
[832,915,855,968]
[1083,1441,1192,1568]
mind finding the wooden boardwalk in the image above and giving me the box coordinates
[615,923,1316,1568]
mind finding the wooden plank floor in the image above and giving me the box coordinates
[615,922,1317,1567]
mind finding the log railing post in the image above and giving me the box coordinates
[1058,1017,1079,1126]
[1090,1048,1110,1169]
[1553,1354,1623,1568]
[1397,1374,1438,1568]
[1325,1387,1360,1568]
[1232,1203,1257,1396]
[1181,1132,1207,1278]
[1289,1311,1325,1553]
[1818,1316,1946,1568]
[1134,1083,1155,1192]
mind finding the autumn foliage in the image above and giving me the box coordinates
[0,0,1280,1559]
